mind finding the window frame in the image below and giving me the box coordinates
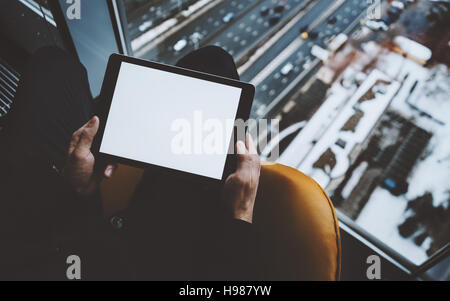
[17,0,56,26]
[38,0,448,280]
[338,211,450,279]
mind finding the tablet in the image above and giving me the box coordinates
[95,54,254,183]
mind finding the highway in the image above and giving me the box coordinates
[207,0,310,60]
[240,0,332,82]
[248,0,372,118]
[141,0,311,65]
[125,0,196,41]
[130,0,375,118]
[141,0,262,65]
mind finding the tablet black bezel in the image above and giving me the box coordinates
[94,53,255,186]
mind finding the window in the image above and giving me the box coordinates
[17,0,55,24]
[0,0,64,53]
[64,0,450,271]
[271,0,450,268]
[0,0,65,119]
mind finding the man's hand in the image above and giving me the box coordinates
[62,116,117,197]
[223,133,261,223]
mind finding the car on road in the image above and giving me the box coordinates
[173,39,187,52]
[300,25,309,33]
[138,20,152,32]
[391,1,405,10]
[190,32,202,39]
[303,59,312,70]
[222,12,235,23]
[388,6,402,20]
[381,14,395,26]
[327,16,337,24]
[311,45,329,61]
[260,6,270,16]
[364,19,389,31]
[273,4,286,13]
[327,33,348,52]
[280,62,294,76]
[268,13,282,25]
[309,31,318,40]
[189,32,203,47]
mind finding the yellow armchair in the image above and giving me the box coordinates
[101,162,341,281]
[254,162,341,281]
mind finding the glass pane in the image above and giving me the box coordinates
[118,0,449,266]
[0,0,65,55]
[0,0,65,119]
[56,0,121,97]
[423,251,450,281]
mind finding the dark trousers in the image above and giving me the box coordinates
[2,46,250,280]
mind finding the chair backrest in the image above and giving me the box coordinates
[255,162,341,281]
[100,162,341,280]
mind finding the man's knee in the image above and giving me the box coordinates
[197,45,234,62]
[176,46,239,80]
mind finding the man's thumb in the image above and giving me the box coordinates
[75,116,99,155]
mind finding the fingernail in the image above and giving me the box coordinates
[89,116,97,126]
[106,168,112,177]
[246,133,253,143]
[236,141,246,154]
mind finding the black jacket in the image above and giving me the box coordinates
[0,149,256,280]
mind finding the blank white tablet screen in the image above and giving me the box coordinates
[100,62,242,180]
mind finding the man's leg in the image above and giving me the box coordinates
[0,47,96,279]
[132,45,240,203]
[131,45,240,203]
[126,46,241,280]
[176,45,240,80]
[3,47,93,169]
[175,46,244,279]
[132,45,240,197]
[133,45,241,193]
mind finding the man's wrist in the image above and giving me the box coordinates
[233,209,253,224]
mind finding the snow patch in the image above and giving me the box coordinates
[356,188,429,265]
[342,162,369,199]
[296,70,400,183]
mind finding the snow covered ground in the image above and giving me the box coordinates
[278,78,357,168]
[280,38,449,265]
[342,162,368,199]
[355,49,450,265]
[283,69,400,188]
[388,60,450,207]
[357,188,429,265]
